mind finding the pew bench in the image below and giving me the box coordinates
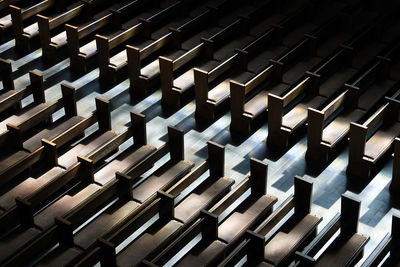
[108,142,233,266]
[23,115,85,152]
[0,182,102,263]
[219,176,319,266]
[296,194,370,267]
[176,240,227,267]
[94,144,156,185]
[96,0,184,79]
[10,0,74,51]
[116,219,183,267]
[58,130,119,168]
[360,213,400,266]
[0,166,64,211]
[0,67,43,114]
[152,158,276,266]
[70,0,163,72]
[264,214,321,265]
[131,159,194,203]
[107,3,217,86]
[306,56,397,163]
[347,95,400,178]
[36,123,187,266]
[174,176,234,224]
[197,45,286,123]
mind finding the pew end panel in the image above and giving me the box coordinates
[0,58,14,91]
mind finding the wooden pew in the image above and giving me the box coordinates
[0,175,131,266]
[295,193,369,266]
[195,2,314,124]
[0,93,110,189]
[106,1,216,87]
[96,0,182,79]
[220,176,321,266]
[10,0,70,51]
[139,0,272,103]
[150,158,277,266]
[37,0,106,61]
[306,41,400,163]
[0,58,14,92]
[0,0,21,42]
[347,91,400,179]
[0,67,44,115]
[391,138,400,197]
[0,156,92,233]
[35,124,191,266]
[360,212,400,266]
[66,0,156,73]
[161,1,287,109]
[267,15,398,149]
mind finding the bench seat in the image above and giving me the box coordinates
[140,49,188,80]
[58,130,118,168]
[358,80,396,111]
[244,83,288,117]
[282,57,321,85]
[174,177,234,223]
[50,31,67,48]
[218,195,276,243]
[34,183,101,230]
[0,167,64,210]
[23,116,85,152]
[177,240,227,267]
[74,200,140,249]
[322,109,365,146]
[94,145,157,186]
[316,233,369,266]
[319,68,357,98]
[116,220,183,267]
[132,160,194,203]
[208,72,254,104]
[0,14,12,29]
[174,60,220,93]
[282,95,326,130]
[0,89,17,102]
[37,247,83,267]
[264,214,321,265]
[0,102,50,132]
[23,22,39,38]
[0,150,29,175]
[364,121,400,160]
[0,227,41,262]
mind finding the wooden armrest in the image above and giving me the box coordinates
[282,77,310,107]
[362,103,387,130]
[321,90,347,120]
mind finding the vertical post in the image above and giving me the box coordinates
[158,191,174,221]
[37,15,51,50]
[29,71,45,104]
[200,210,218,240]
[131,111,147,145]
[250,158,268,196]
[341,193,361,238]
[168,126,184,161]
[61,83,77,117]
[294,176,313,217]
[0,58,14,91]
[159,56,174,97]
[207,141,225,178]
[95,97,111,131]
[78,156,94,183]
